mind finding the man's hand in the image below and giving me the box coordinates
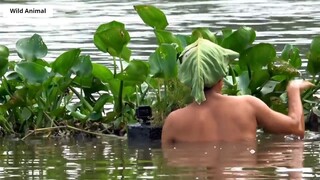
[287,80,315,93]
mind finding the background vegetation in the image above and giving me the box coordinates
[0,5,320,137]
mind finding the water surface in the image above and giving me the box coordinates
[1,0,320,65]
[0,132,320,179]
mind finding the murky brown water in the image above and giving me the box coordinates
[0,132,320,179]
[1,0,320,179]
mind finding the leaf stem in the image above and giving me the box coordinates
[69,87,93,112]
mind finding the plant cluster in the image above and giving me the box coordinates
[0,5,320,137]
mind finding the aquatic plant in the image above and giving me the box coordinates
[0,4,320,137]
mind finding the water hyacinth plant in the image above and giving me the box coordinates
[0,4,320,137]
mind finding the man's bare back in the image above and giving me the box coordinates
[161,80,314,145]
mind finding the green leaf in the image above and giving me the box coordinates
[83,77,109,94]
[0,45,9,77]
[0,45,9,59]
[239,43,276,70]
[0,58,8,77]
[52,48,81,76]
[92,63,113,83]
[149,43,177,79]
[73,76,93,88]
[16,34,47,61]
[216,28,233,45]
[93,21,130,57]
[21,107,32,121]
[154,29,184,52]
[121,46,131,62]
[249,69,270,91]
[222,28,233,38]
[236,71,251,95]
[281,44,302,68]
[310,35,320,55]
[66,103,87,121]
[47,85,60,105]
[271,75,288,82]
[89,111,103,121]
[134,5,168,30]
[191,28,217,43]
[71,55,92,77]
[116,60,149,84]
[175,34,191,49]
[178,38,239,104]
[221,26,256,53]
[15,62,49,84]
[6,71,21,81]
[307,36,320,75]
[146,76,159,89]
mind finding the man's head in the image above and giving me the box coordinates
[178,38,239,104]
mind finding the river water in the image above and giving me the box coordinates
[1,0,320,179]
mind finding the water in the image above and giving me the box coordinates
[1,0,320,179]
[1,0,320,65]
[0,132,320,179]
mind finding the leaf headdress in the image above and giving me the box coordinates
[178,38,239,104]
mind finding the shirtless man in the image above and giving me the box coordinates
[161,38,314,145]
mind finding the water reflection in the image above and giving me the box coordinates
[162,137,304,179]
[0,134,319,179]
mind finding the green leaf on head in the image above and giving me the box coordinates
[178,38,239,104]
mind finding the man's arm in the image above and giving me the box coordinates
[249,80,314,138]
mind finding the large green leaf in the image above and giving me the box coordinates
[281,44,302,68]
[249,69,270,91]
[239,43,276,70]
[93,21,130,57]
[0,45,9,59]
[71,55,92,77]
[92,63,113,83]
[16,34,47,61]
[215,28,232,45]
[221,27,256,53]
[116,60,149,84]
[178,38,239,104]
[134,5,168,30]
[154,29,184,52]
[191,28,217,43]
[73,76,93,88]
[307,36,320,75]
[15,62,49,84]
[0,45,9,77]
[149,43,177,79]
[52,48,81,76]
[310,35,320,55]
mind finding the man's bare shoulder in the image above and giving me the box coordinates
[164,106,186,122]
[224,94,258,102]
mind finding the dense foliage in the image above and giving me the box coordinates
[1,5,320,137]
